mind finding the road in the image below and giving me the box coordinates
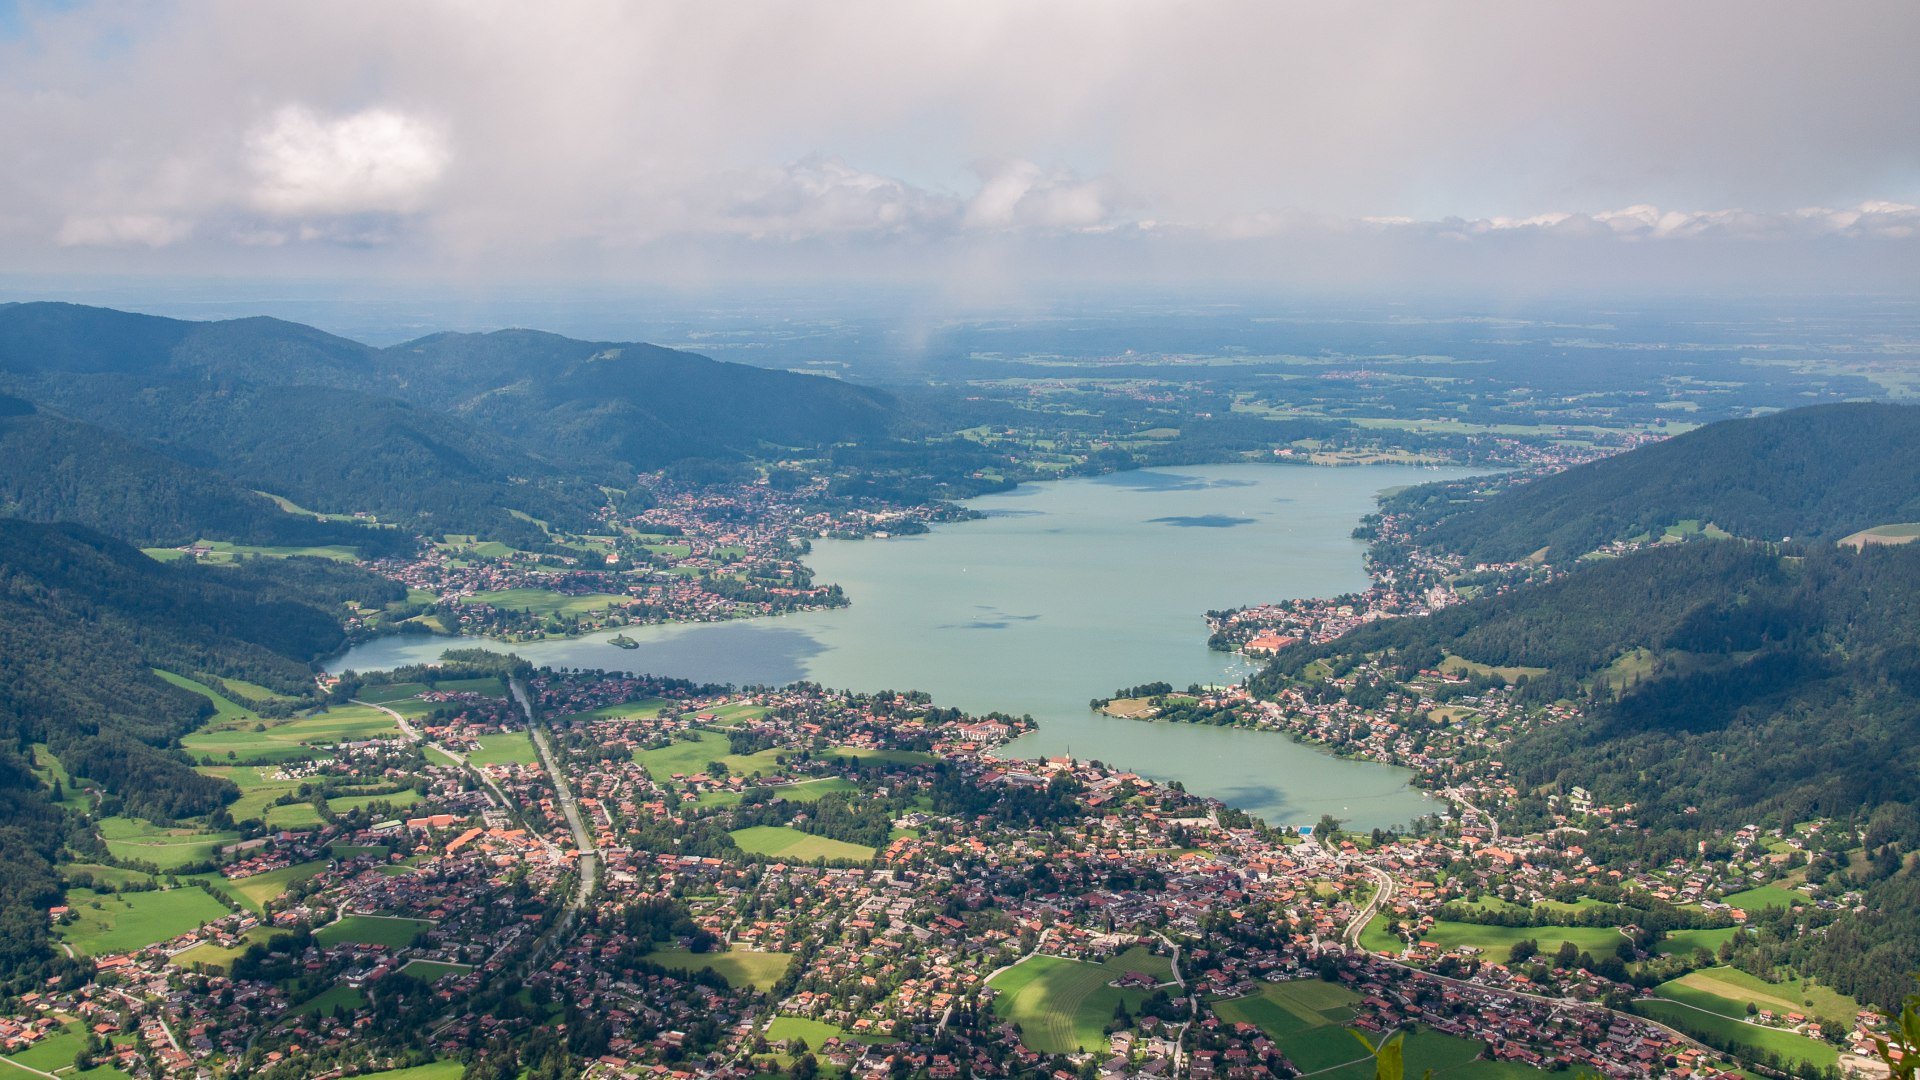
[1344,865,1396,947]
[512,678,600,919]
[1153,930,1196,1077]
[1443,786,1499,842]
[352,697,511,809]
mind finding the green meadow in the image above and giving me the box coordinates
[198,859,329,913]
[644,947,792,992]
[636,730,784,782]
[98,816,239,869]
[317,915,434,948]
[466,731,538,766]
[731,825,875,863]
[988,947,1173,1054]
[58,887,228,956]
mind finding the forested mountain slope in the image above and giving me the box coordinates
[1383,402,1920,563]
[380,330,901,468]
[0,394,402,551]
[0,520,398,994]
[0,302,910,543]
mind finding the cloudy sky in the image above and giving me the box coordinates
[2,0,1917,292]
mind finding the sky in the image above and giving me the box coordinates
[2,0,1917,295]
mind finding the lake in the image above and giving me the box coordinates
[332,462,1485,829]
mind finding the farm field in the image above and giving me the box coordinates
[731,825,875,863]
[317,915,434,948]
[57,886,228,956]
[466,731,538,766]
[646,947,792,992]
[199,859,329,913]
[988,946,1173,1054]
[1419,920,1623,957]
[98,815,239,869]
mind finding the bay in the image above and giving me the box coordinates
[331,463,1486,829]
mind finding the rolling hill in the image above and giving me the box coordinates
[1384,402,1920,563]
[0,302,909,544]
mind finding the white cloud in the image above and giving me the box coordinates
[963,160,1111,231]
[245,105,449,216]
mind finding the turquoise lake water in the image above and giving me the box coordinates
[332,463,1485,829]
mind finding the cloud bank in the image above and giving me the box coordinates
[1,0,1915,290]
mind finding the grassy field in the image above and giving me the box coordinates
[1670,967,1860,1029]
[317,914,434,948]
[61,863,157,889]
[1419,920,1623,957]
[1358,913,1403,954]
[58,887,228,955]
[171,926,278,972]
[829,746,938,767]
[764,1015,889,1049]
[1211,981,1537,1080]
[358,1063,465,1080]
[198,764,302,823]
[98,815,239,869]
[1653,927,1739,958]
[646,947,792,991]
[466,731,538,766]
[989,947,1173,1054]
[636,730,785,782]
[1720,884,1805,911]
[731,825,875,863]
[466,588,630,616]
[328,788,423,815]
[1634,996,1836,1070]
[182,701,398,763]
[1441,655,1549,681]
[3,1022,136,1078]
[199,859,329,913]
[287,984,368,1017]
[398,959,473,983]
[154,669,256,722]
[771,777,862,803]
[701,701,771,726]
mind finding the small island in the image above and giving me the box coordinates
[608,632,640,649]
